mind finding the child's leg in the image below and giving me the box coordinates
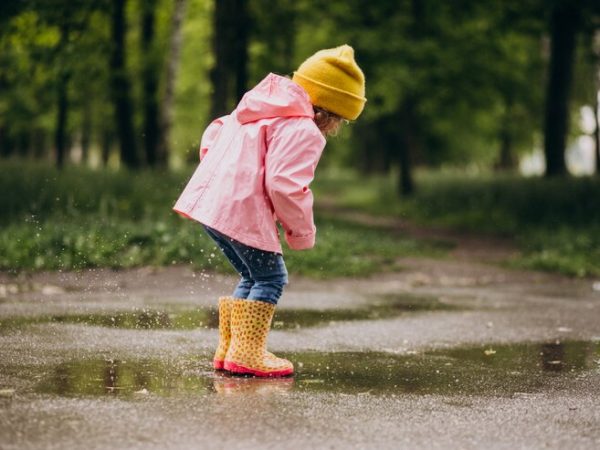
[203,226,254,298]
[204,225,287,304]
[203,233,292,376]
[231,245,288,305]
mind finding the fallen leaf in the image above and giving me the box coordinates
[0,389,15,398]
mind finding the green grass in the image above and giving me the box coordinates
[313,170,600,231]
[4,160,598,278]
[312,169,600,278]
[0,161,444,277]
[511,228,600,277]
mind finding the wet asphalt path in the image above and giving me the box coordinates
[1,260,599,449]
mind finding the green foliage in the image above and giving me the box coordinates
[1,0,596,176]
[0,161,443,276]
[512,228,600,277]
[294,0,547,170]
[287,218,442,279]
[313,169,600,277]
[318,170,600,231]
[401,173,600,233]
[2,163,597,278]
[172,0,213,160]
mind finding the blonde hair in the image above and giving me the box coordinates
[313,106,346,137]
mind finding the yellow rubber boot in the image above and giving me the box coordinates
[224,299,294,377]
[213,297,234,370]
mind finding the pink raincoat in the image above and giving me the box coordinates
[173,73,326,254]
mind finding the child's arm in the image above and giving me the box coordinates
[199,116,227,161]
[265,120,326,250]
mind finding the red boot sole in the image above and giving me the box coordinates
[224,361,293,377]
[213,359,225,370]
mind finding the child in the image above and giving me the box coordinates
[173,44,366,377]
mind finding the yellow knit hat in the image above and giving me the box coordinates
[292,44,366,120]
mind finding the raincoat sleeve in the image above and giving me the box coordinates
[265,120,326,250]
[199,116,227,161]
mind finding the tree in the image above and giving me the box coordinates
[54,20,70,168]
[594,90,600,176]
[109,0,139,168]
[0,1,100,165]
[585,27,600,175]
[543,1,580,176]
[140,0,161,167]
[209,0,250,119]
[159,0,187,166]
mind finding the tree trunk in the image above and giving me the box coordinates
[159,0,187,166]
[594,92,600,175]
[233,0,249,102]
[209,0,233,119]
[398,143,414,196]
[55,69,68,168]
[210,0,249,118]
[594,30,600,176]
[281,2,295,70]
[141,0,161,167]
[0,125,9,157]
[81,97,92,164]
[543,1,579,177]
[396,100,416,196]
[55,23,70,168]
[495,97,517,171]
[398,112,415,196]
[497,128,516,171]
[354,118,387,175]
[110,0,139,168]
[394,0,422,196]
[101,130,113,167]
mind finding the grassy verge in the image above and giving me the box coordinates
[312,170,600,278]
[0,161,445,278]
[5,160,597,278]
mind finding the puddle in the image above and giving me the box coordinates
[0,294,460,332]
[35,358,214,397]
[292,340,600,395]
[0,309,218,331]
[24,340,600,398]
[274,294,458,330]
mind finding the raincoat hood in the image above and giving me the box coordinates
[236,73,315,124]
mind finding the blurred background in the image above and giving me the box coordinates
[0,0,599,278]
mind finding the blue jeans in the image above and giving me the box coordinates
[203,226,288,305]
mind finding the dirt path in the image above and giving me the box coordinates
[316,200,518,263]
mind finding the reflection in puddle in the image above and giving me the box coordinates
[38,358,214,397]
[0,294,459,331]
[34,340,599,398]
[213,373,294,395]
